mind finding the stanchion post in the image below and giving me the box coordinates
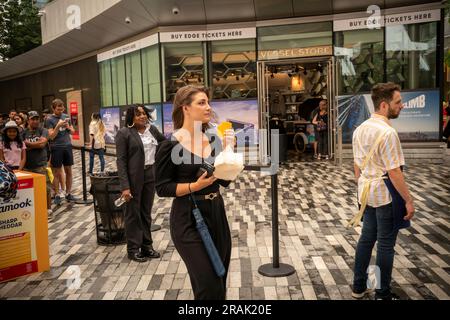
[81,146,88,201]
[338,126,343,168]
[258,170,295,278]
[75,146,94,205]
[271,173,279,268]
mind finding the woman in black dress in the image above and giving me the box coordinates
[155,86,232,300]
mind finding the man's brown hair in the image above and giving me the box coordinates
[51,98,64,110]
[371,82,401,111]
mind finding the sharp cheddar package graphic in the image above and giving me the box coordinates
[0,172,49,282]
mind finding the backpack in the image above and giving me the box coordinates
[0,161,18,203]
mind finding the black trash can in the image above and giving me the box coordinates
[89,172,126,246]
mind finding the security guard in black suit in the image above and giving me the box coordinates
[116,105,165,262]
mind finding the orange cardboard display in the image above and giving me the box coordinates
[0,171,50,282]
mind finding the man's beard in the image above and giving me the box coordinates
[387,107,400,119]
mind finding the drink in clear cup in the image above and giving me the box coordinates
[224,129,235,148]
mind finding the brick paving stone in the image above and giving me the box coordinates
[0,152,448,300]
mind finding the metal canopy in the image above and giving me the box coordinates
[0,0,440,81]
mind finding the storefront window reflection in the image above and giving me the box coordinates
[386,22,437,89]
[111,56,127,106]
[125,51,143,104]
[142,45,161,103]
[258,22,333,60]
[334,29,384,94]
[99,60,113,107]
[163,42,204,101]
[211,39,256,99]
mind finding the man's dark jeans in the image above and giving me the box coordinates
[353,203,399,297]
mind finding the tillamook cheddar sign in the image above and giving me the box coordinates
[0,172,49,282]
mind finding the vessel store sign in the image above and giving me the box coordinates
[259,46,332,60]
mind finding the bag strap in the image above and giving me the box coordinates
[360,130,389,171]
[348,129,390,228]
[188,184,199,209]
[189,186,207,227]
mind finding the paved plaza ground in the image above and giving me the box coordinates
[0,150,449,300]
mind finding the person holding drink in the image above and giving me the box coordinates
[155,85,235,300]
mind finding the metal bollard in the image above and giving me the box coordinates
[338,126,343,168]
[75,146,94,205]
[258,172,296,278]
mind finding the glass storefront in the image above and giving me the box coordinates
[258,22,333,60]
[142,45,161,103]
[111,56,127,106]
[99,21,439,104]
[97,11,442,145]
[211,39,257,99]
[334,21,441,143]
[125,50,143,104]
[163,42,205,102]
[99,60,112,107]
[99,44,161,107]
[334,28,384,95]
[386,22,437,90]
[335,22,438,95]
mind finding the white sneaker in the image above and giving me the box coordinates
[47,209,54,221]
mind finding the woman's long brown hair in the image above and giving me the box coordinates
[172,85,211,132]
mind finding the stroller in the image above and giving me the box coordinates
[293,124,315,154]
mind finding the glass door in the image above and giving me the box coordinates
[257,60,270,165]
[327,57,336,160]
[331,56,343,165]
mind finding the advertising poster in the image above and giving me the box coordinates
[100,107,121,144]
[145,104,163,133]
[69,102,80,141]
[0,172,49,282]
[66,90,84,147]
[120,107,127,129]
[162,100,259,146]
[163,103,174,138]
[337,89,440,143]
[210,99,259,146]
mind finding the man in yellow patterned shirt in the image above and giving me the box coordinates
[351,82,415,300]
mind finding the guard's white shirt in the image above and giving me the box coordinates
[138,127,157,166]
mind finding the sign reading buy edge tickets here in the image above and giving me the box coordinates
[0,172,49,282]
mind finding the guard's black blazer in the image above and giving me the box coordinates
[116,125,165,193]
